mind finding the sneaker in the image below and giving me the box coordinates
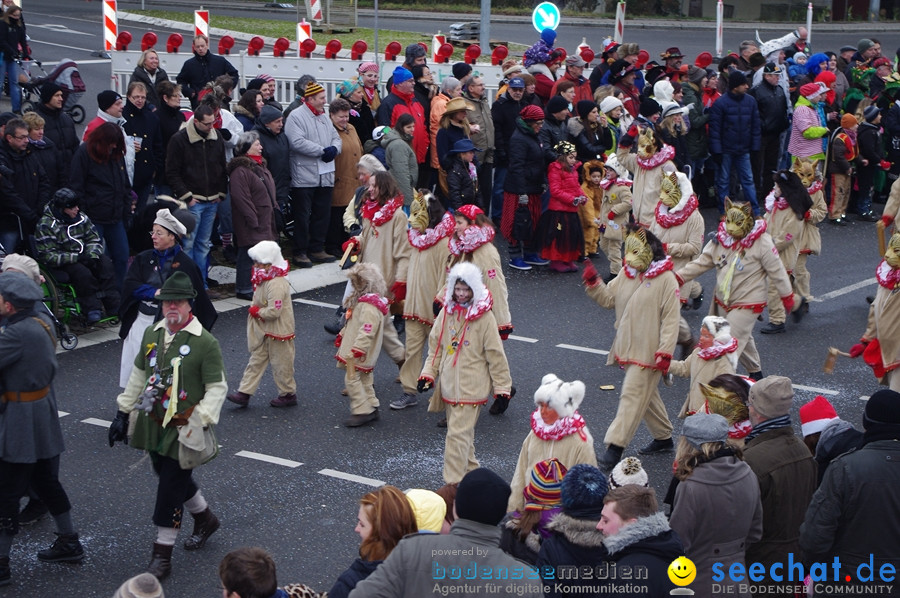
[309,251,337,263]
[19,499,48,525]
[293,254,313,268]
[858,212,879,222]
[760,322,786,334]
[37,533,84,563]
[390,393,419,410]
[524,253,550,266]
[637,438,675,455]
[226,391,251,407]
[270,393,298,408]
[509,258,532,271]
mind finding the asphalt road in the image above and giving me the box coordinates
[3,4,895,597]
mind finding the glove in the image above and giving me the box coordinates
[341,237,359,252]
[489,394,510,415]
[219,128,232,141]
[849,342,868,358]
[804,210,811,221]
[781,294,795,314]
[655,353,671,374]
[499,325,513,341]
[248,305,261,319]
[880,160,892,171]
[108,410,129,447]
[433,300,442,317]
[417,377,433,393]
[607,211,616,220]
[321,146,338,162]
[619,125,639,149]
[334,332,343,348]
[883,215,894,227]
[582,261,599,286]
[390,281,407,302]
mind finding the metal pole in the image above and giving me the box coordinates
[716,0,723,57]
[374,0,379,66]
[480,0,491,59]
[806,2,813,48]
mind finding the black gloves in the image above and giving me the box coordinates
[488,394,510,415]
[108,410,129,447]
[321,146,338,162]
[219,128,232,141]
[417,378,433,393]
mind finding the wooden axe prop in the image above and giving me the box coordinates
[823,347,852,374]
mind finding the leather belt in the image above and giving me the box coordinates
[2,387,50,403]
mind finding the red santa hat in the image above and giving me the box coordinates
[799,395,839,437]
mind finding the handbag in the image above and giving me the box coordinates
[177,413,218,469]
[512,197,533,245]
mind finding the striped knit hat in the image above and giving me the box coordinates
[304,81,325,97]
[523,458,568,512]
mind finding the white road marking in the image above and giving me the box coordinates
[792,384,839,396]
[235,450,302,468]
[29,39,102,54]
[859,395,870,401]
[318,468,384,487]
[294,298,340,309]
[817,278,876,301]
[81,417,111,427]
[556,343,609,356]
[58,411,69,418]
[29,24,94,36]
[508,334,538,343]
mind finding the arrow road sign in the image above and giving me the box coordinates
[532,2,560,33]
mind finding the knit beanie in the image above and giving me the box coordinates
[523,458,568,512]
[858,39,875,55]
[864,105,881,123]
[560,464,608,520]
[841,113,858,129]
[40,81,63,105]
[113,573,164,598]
[748,375,794,419]
[728,71,748,90]
[392,66,413,85]
[258,104,283,125]
[452,62,473,80]
[639,97,662,118]
[608,456,649,489]
[576,99,598,120]
[799,396,839,437]
[520,104,545,122]
[800,82,826,100]
[454,468,511,526]
[246,77,266,91]
[599,96,624,114]
[304,81,325,98]
[97,90,122,111]
[405,489,447,533]
[687,65,706,85]
[863,389,900,428]
[545,95,569,116]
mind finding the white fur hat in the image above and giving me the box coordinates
[533,373,586,419]
[603,154,630,181]
[248,240,287,269]
[702,316,733,345]
[443,262,488,307]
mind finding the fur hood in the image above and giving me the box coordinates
[602,511,671,555]
[227,154,268,175]
[442,262,492,320]
[581,159,606,181]
[233,104,255,120]
[527,62,556,81]
[546,512,606,548]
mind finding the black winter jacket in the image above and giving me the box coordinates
[35,103,79,183]
[0,18,26,62]
[601,512,683,598]
[539,114,569,164]
[328,558,381,598]
[568,117,610,163]
[175,51,239,108]
[28,139,63,194]
[535,513,609,598]
[0,140,51,221]
[123,101,165,189]
[504,119,545,195]
[857,121,883,164]
[252,121,292,204]
[445,156,477,210]
[68,144,131,225]
[709,91,761,155]
[164,122,227,201]
[491,92,529,167]
[749,81,790,135]
[128,66,170,108]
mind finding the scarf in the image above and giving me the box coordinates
[636,143,676,170]
[530,410,588,442]
[876,259,900,290]
[247,153,264,165]
[807,180,824,195]
[305,99,324,116]
[622,256,674,280]
[361,196,403,227]
[408,212,455,250]
[764,191,790,213]
[600,178,633,190]
[357,293,390,315]
[746,414,791,441]
[251,262,289,290]
[697,337,738,361]
[654,194,698,228]
[448,224,495,256]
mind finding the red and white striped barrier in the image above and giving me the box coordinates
[308,0,323,23]
[614,1,625,44]
[195,10,209,38]
[104,0,117,51]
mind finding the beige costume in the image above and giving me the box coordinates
[763,193,806,325]
[336,296,388,415]
[616,141,676,227]
[670,348,737,418]
[861,259,900,391]
[598,177,633,275]
[237,273,296,396]
[794,181,826,299]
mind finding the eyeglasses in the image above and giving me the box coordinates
[11,134,28,141]
[195,119,216,127]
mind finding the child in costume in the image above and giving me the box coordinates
[393,190,454,411]
[700,373,752,444]
[791,157,827,301]
[762,170,812,334]
[226,241,296,408]
[616,124,676,227]
[583,225,681,470]
[335,263,390,427]
[677,199,804,380]
[418,262,512,483]
[507,374,597,513]
[826,113,859,224]
[578,159,605,258]
[669,316,738,418]
[538,141,587,273]
[499,458,567,565]
[597,154,633,281]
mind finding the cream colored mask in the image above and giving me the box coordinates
[886,232,900,269]
[790,157,819,189]
[624,228,653,271]
[408,190,429,233]
[636,127,658,159]
[659,166,681,208]
[724,198,754,240]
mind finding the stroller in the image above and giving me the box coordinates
[19,58,86,124]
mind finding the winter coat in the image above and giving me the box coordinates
[348,519,542,598]
[567,117,609,163]
[491,91,530,167]
[669,457,763,598]
[799,181,826,256]
[550,71,593,104]
[435,122,468,172]
[252,121,292,205]
[68,144,131,225]
[862,265,900,377]
[884,102,900,148]
[332,122,363,208]
[615,144,676,227]
[812,418,862,485]
[84,111,136,184]
[743,425,817,568]
[857,121,883,163]
[413,82,435,137]
[463,90,495,164]
[683,81,710,159]
[445,156,477,210]
[749,80,790,135]
[504,119,545,195]
[601,512,683,598]
[165,119,226,202]
[429,93,451,169]
[375,87,428,163]
[337,296,387,372]
[788,97,828,160]
[827,128,857,176]
[28,138,63,193]
[175,50,239,107]
[34,204,103,266]
[536,513,609,598]
[0,17,26,62]
[499,509,558,565]
[547,161,583,213]
[284,101,342,188]
[128,65,170,108]
[381,128,418,206]
[35,103,78,183]
[227,156,278,248]
[246,275,295,348]
[403,213,454,325]
[346,97,375,146]
[155,101,186,156]
[0,140,51,220]
[539,114,569,165]
[123,100,166,189]
[800,438,900,574]
[329,558,381,598]
[232,104,256,132]
[528,63,556,105]
[708,91,761,155]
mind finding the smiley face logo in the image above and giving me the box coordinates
[668,556,696,587]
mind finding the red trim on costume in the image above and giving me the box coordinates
[334,355,374,373]
[714,296,767,313]
[448,224,496,256]
[600,178,633,190]
[636,144,676,170]
[764,191,790,213]
[716,219,767,249]
[876,260,900,290]
[251,263,290,290]
[408,212,455,249]
[655,195,699,228]
[697,337,738,361]
[530,410,588,441]
[358,293,390,314]
[807,180,824,195]
[362,196,403,226]
[622,256,674,280]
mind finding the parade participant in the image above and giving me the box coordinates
[392,191,453,411]
[668,316,738,418]
[791,157,827,302]
[109,271,227,580]
[595,155,633,281]
[507,374,597,513]
[538,141,587,273]
[226,241,296,409]
[583,226,680,470]
[761,170,812,334]
[677,199,802,380]
[616,124,676,228]
[118,208,216,388]
[700,374,752,443]
[418,263,512,484]
[500,458,567,565]
[0,271,84,587]
[579,159,606,258]
[826,113,860,225]
[850,231,900,391]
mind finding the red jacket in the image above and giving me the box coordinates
[547,160,584,212]
[375,86,428,164]
[550,72,593,105]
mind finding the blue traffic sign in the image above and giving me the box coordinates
[532,1,560,33]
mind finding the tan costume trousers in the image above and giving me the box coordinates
[829,173,851,219]
[443,402,483,483]
[604,365,673,448]
[399,319,430,394]
[382,314,406,364]
[794,253,812,299]
[712,303,762,374]
[345,369,378,415]
[599,237,623,274]
[238,337,297,395]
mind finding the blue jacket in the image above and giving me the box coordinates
[708,91,761,155]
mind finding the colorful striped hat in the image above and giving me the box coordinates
[523,458,568,512]
[304,81,325,98]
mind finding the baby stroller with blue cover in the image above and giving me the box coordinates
[20,58,86,123]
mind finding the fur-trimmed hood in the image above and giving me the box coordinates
[581,159,605,181]
[546,512,606,548]
[443,262,492,320]
[602,511,672,555]
[534,373,585,418]
[227,154,268,175]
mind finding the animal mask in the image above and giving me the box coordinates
[637,127,658,159]
[886,232,900,269]
[791,157,820,188]
[408,190,429,233]
[701,383,749,425]
[624,227,653,271]
[659,166,681,208]
[724,198,754,240]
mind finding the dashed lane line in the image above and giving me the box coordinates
[81,417,111,427]
[792,384,839,396]
[816,278,876,301]
[508,334,538,343]
[294,298,341,309]
[318,469,384,487]
[556,343,609,356]
[235,450,302,468]
[59,411,69,418]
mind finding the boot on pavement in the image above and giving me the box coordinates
[183,507,220,550]
[37,533,84,563]
[598,445,624,472]
[146,542,173,580]
[226,391,251,407]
